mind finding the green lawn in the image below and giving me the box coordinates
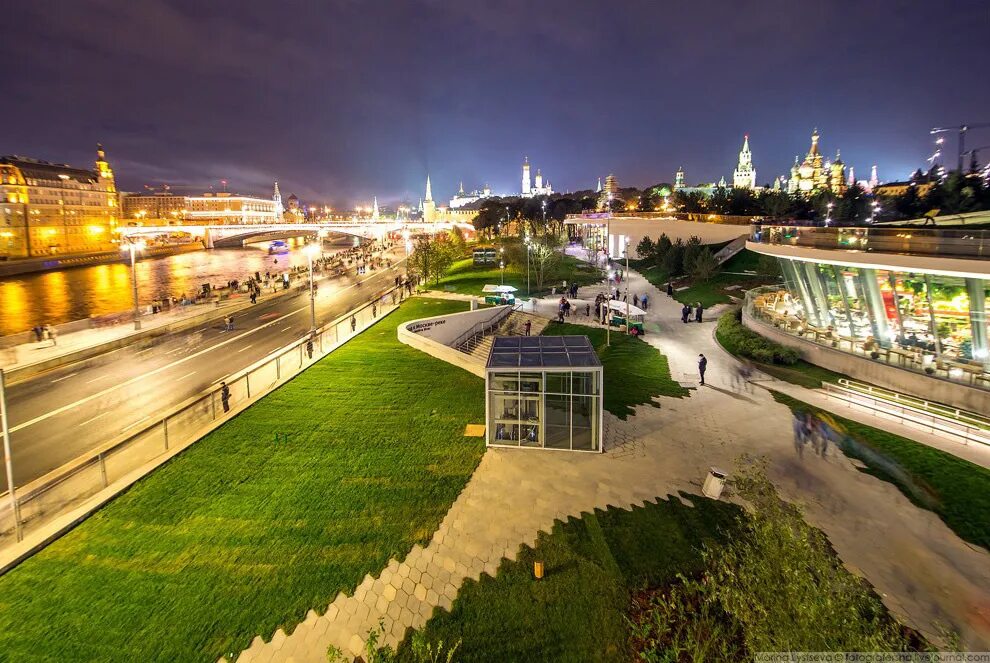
[772,391,990,550]
[434,254,600,299]
[395,495,741,662]
[630,249,782,308]
[541,322,689,418]
[0,298,486,662]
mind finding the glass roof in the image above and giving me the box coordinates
[486,335,602,369]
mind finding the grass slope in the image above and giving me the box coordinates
[396,495,741,662]
[435,255,600,298]
[541,322,689,418]
[772,391,990,550]
[630,249,782,308]
[0,298,485,662]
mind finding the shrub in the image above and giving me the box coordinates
[689,248,719,281]
[630,461,925,659]
[716,310,799,365]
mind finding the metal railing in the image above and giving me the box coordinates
[451,306,515,352]
[749,225,990,259]
[821,380,990,448]
[0,285,406,550]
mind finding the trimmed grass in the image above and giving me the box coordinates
[630,249,782,308]
[434,254,600,299]
[0,298,486,662]
[541,322,690,418]
[772,391,990,550]
[396,495,741,662]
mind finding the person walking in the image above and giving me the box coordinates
[666,282,674,297]
[524,320,532,336]
[306,337,314,359]
[695,302,704,323]
[32,325,43,343]
[350,315,357,332]
[220,381,231,413]
[792,413,806,458]
[640,294,648,310]
[585,303,591,317]
[48,326,58,347]
[681,303,691,324]
[633,294,640,308]
[698,353,708,385]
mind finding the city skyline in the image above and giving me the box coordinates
[2,1,989,205]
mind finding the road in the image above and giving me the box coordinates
[3,248,407,488]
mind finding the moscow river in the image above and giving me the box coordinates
[0,236,359,335]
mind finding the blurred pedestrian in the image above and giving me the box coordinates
[220,382,231,413]
[695,303,704,323]
[681,304,691,323]
[698,353,707,385]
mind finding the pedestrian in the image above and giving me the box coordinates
[32,325,41,343]
[220,381,231,413]
[698,353,707,385]
[557,308,565,323]
[641,294,648,310]
[585,303,591,317]
[372,303,377,318]
[633,294,640,308]
[250,291,257,305]
[695,302,704,323]
[306,337,314,359]
[681,304,691,324]
[48,326,58,347]
[350,315,357,332]
[524,320,532,336]
[792,413,806,458]
[666,282,674,297]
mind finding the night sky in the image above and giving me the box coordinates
[2,1,989,207]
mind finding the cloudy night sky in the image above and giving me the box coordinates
[2,0,989,207]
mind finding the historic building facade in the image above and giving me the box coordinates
[787,129,847,196]
[732,135,757,189]
[0,146,119,259]
[122,190,279,224]
[521,156,552,197]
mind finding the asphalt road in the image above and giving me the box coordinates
[3,247,408,488]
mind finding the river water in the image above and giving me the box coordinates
[0,236,360,335]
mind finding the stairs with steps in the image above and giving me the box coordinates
[462,311,550,362]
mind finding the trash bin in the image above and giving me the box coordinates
[702,467,727,500]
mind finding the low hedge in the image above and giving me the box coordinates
[716,310,800,365]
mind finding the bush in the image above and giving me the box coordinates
[630,461,925,659]
[689,248,719,281]
[716,310,799,365]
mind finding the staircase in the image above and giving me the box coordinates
[713,235,748,265]
[461,311,550,363]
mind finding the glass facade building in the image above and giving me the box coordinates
[748,225,990,390]
[485,336,603,452]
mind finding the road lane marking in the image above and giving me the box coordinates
[136,347,155,354]
[50,372,79,383]
[281,325,293,331]
[121,416,150,433]
[80,411,111,426]
[176,370,197,381]
[236,344,254,353]
[85,374,113,384]
[10,260,407,434]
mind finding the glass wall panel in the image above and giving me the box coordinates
[572,395,596,451]
[490,391,520,446]
[572,371,596,395]
[545,394,570,449]
[546,372,570,394]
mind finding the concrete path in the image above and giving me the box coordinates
[231,267,990,662]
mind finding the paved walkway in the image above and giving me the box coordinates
[231,268,990,662]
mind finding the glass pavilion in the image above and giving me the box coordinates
[485,336,603,452]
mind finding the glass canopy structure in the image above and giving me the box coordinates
[747,225,990,391]
[485,336,604,452]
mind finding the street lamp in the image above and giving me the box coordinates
[931,123,990,172]
[524,234,532,297]
[126,238,146,330]
[541,199,546,227]
[1,368,21,541]
[825,201,834,227]
[304,242,321,331]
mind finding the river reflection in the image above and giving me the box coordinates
[0,236,358,334]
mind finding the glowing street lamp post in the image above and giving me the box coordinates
[524,235,532,297]
[126,239,146,331]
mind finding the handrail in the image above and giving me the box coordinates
[749,224,990,259]
[821,382,990,447]
[450,306,514,351]
[835,378,989,429]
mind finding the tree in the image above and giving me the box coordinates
[636,236,656,262]
[661,238,685,276]
[682,236,703,274]
[728,188,756,215]
[833,184,869,224]
[654,233,673,265]
[408,236,455,285]
[672,189,705,214]
[707,186,731,214]
[758,190,792,219]
[756,254,782,278]
[448,225,467,255]
[689,248,720,281]
[530,235,562,289]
